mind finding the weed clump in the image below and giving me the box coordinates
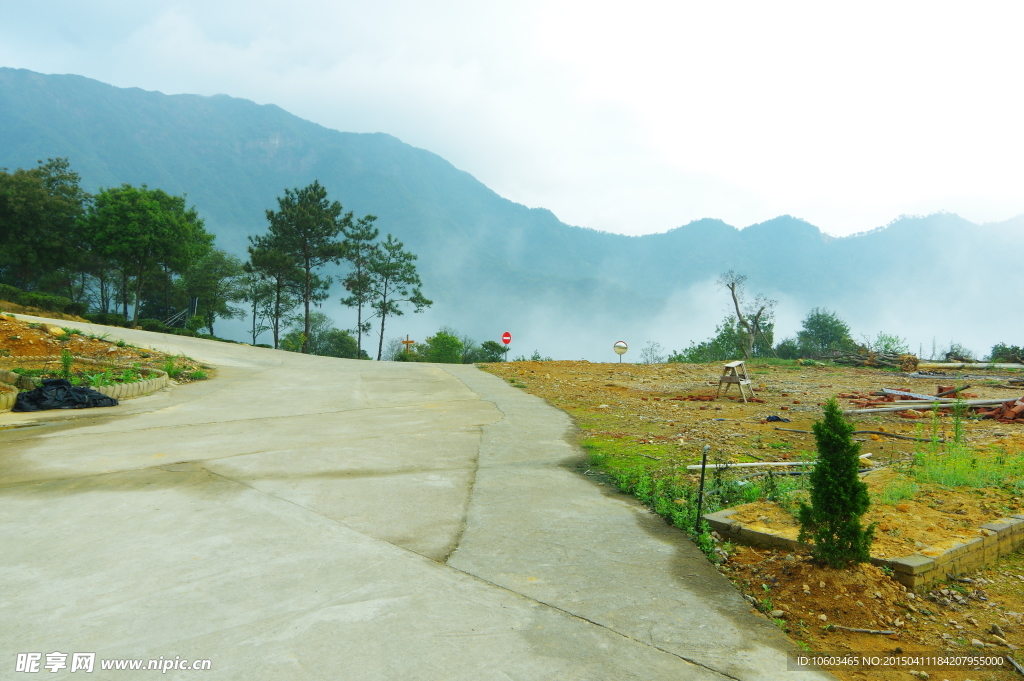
[798,398,875,568]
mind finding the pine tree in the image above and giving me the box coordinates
[797,398,875,567]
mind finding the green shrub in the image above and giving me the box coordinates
[185,315,206,333]
[17,291,72,312]
[84,312,129,327]
[797,398,875,567]
[254,343,273,349]
[171,328,197,337]
[424,329,463,363]
[139,318,171,333]
[0,283,22,302]
[59,349,74,380]
[990,343,1023,363]
[774,337,800,359]
[63,302,88,316]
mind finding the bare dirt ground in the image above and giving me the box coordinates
[481,359,1024,680]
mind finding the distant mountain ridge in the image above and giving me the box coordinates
[2,67,1021,357]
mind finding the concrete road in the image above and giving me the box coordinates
[1,317,829,680]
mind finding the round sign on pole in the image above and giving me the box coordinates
[613,341,628,363]
[501,332,512,345]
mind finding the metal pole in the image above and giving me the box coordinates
[694,444,710,535]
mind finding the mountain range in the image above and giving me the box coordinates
[1,67,1020,359]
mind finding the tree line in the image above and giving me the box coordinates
[652,270,1018,364]
[0,158,431,359]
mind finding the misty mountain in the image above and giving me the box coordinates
[1,67,1021,359]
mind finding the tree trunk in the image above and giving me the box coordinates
[377,311,387,361]
[132,265,146,327]
[302,266,311,354]
[121,271,130,319]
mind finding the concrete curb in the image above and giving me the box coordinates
[0,356,168,412]
[704,508,1024,592]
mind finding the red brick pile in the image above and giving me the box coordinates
[976,398,1024,424]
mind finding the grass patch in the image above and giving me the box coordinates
[580,428,810,561]
[875,476,918,505]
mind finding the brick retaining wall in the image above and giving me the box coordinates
[704,508,1024,592]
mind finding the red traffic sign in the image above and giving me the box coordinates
[501,332,512,345]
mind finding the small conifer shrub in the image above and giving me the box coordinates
[797,398,875,567]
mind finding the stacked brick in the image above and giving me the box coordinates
[976,398,1024,424]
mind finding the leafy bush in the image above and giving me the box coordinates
[423,328,463,363]
[474,340,507,363]
[669,317,742,363]
[84,312,129,327]
[0,283,23,302]
[63,302,88,316]
[17,291,72,312]
[774,337,800,359]
[185,315,206,333]
[864,332,909,355]
[139,318,171,333]
[171,328,197,337]
[797,398,875,567]
[990,343,1023,363]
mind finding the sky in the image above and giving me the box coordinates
[3,1,1023,238]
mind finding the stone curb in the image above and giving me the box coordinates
[0,356,168,412]
[703,508,1024,593]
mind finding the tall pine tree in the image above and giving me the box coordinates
[340,214,379,359]
[264,181,349,353]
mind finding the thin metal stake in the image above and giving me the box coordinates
[694,444,710,535]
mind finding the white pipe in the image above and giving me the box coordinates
[685,453,872,470]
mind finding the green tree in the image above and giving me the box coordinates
[83,184,212,327]
[797,398,875,568]
[367,235,432,360]
[774,337,800,359]
[423,328,463,363]
[181,248,245,336]
[0,158,90,289]
[717,270,776,360]
[247,235,302,349]
[240,263,274,345]
[668,316,743,363]
[476,340,508,363]
[797,308,853,357]
[990,343,1023,363]
[280,312,366,359]
[340,214,379,359]
[264,181,349,353]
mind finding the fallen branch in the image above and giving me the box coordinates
[774,427,944,443]
[827,625,896,635]
[1008,654,1024,677]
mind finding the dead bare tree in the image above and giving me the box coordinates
[717,270,777,360]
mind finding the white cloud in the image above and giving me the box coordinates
[2,0,1023,236]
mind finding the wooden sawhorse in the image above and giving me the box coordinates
[716,360,753,403]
